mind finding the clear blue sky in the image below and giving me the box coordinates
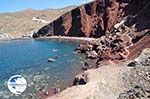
[0,0,92,13]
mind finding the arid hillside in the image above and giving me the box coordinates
[0,6,75,38]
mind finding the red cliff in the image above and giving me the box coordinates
[33,0,150,38]
[33,0,150,63]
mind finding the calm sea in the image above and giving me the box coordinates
[0,39,84,99]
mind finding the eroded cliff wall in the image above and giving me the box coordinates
[33,0,150,38]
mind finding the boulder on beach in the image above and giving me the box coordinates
[81,61,91,71]
[87,51,98,59]
[53,88,61,94]
[73,74,87,86]
[75,43,93,53]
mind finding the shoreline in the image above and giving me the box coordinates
[36,61,86,99]
[0,37,31,41]
[0,36,97,43]
[0,36,98,98]
[34,36,98,98]
[35,38,99,98]
[0,38,88,99]
[1,36,149,99]
[37,36,97,43]
[46,62,129,99]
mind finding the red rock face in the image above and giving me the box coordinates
[33,0,150,67]
[33,0,124,37]
[128,33,150,60]
[33,0,150,37]
[33,0,150,38]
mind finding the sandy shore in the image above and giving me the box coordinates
[0,36,97,43]
[0,37,31,41]
[39,36,98,42]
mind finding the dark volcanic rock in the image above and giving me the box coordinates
[73,74,87,86]
[118,86,150,99]
[75,43,93,53]
[127,61,137,67]
[81,61,90,71]
[119,48,150,99]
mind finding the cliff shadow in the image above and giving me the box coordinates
[123,0,150,32]
[90,21,104,38]
[68,8,85,37]
[53,16,65,36]
[33,23,53,38]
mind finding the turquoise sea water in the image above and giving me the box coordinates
[0,39,84,98]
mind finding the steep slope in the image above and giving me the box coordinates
[33,0,150,65]
[0,6,75,38]
[33,0,150,38]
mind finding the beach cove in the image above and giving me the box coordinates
[0,39,86,99]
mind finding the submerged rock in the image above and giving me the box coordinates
[48,58,56,62]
